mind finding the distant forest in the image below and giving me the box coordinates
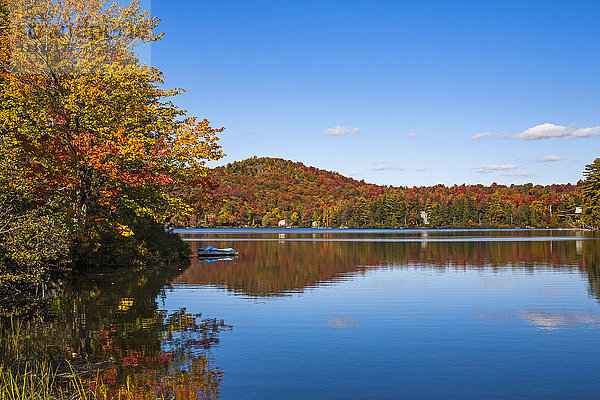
[189,157,583,229]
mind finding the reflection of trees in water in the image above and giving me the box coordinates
[583,240,600,301]
[0,260,231,399]
[177,239,588,297]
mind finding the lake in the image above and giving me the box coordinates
[5,229,600,399]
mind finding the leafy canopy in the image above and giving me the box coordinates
[1,0,224,237]
[583,158,600,229]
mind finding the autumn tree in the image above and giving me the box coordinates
[0,0,223,274]
[583,158,600,229]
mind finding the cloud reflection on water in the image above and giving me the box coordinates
[474,310,600,331]
[326,315,361,328]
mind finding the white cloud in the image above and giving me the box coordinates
[475,164,519,173]
[516,123,600,140]
[474,123,600,141]
[371,165,405,171]
[416,168,430,172]
[517,123,572,140]
[537,155,563,162]
[324,126,360,136]
[472,132,492,140]
[501,172,533,177]
[408,132,419,139]
[572,126,600,138]
[471,132,510,140]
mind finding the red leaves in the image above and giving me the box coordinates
[204,157,583,228]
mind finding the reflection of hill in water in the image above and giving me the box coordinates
[175,236,598,298]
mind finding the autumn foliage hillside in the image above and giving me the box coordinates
[210,157,382,209]
[197,157,583,229]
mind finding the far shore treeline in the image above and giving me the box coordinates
[195,157,600,230]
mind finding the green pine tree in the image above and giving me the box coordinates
[583,158,600,229]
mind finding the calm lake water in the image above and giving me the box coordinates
[6,229,600,399]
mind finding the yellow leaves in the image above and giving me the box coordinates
[169,117,224,167]
[165,197,194,219]
[8,0,161,75]
[529,200,546,213]
[2,0,224,238]
[118,297,134,311]
[116,223,134,237]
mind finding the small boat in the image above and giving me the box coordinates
[193,246,238,258]
[200,256,237,263]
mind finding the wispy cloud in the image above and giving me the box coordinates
[476,123,600,140]
[475,164,519,173]
[416,168,430,172]
[571,126,600,138]
[537,155,563,162]
[471,132,510,140]
[408,132,419,139]
[371,163,405,171]
[324,125,360,136]
[501,172,533,177]
[472,132,492,140]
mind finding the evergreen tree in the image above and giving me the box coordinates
[583,158,600,229]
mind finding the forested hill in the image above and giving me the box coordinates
[212,157,383,202]
[195,157,583,229]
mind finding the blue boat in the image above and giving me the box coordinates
[193,246,238,258]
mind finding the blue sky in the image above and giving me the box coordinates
[148,0,600,187]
